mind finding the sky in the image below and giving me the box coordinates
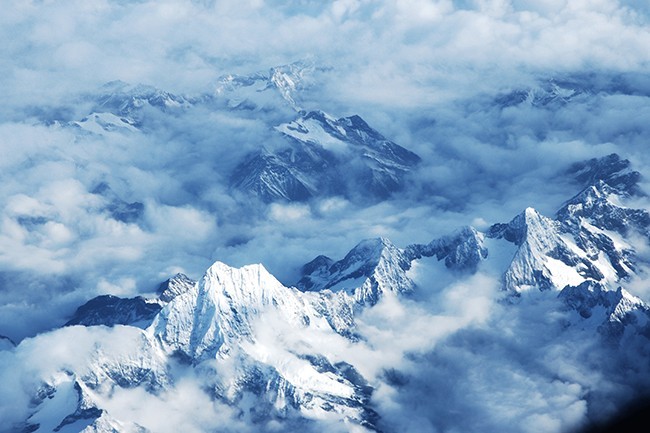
[0,1,650,431]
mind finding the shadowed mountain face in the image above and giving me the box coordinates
[65,295,162,328]
[231,110,421,202]
[495,73,650,109]
[566,153,642,194]
[60,65,422,206]
[65,274,196,329]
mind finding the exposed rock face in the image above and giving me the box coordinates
[406,226,488,272]
[157,273,196,303]
[65,295,162,328]
[297,237,415,305]
[231,110,420,202]
[559,280,650,340]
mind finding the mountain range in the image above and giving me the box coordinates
[58,61,421,205]
[6,152,650,433]
[3,63,650,433]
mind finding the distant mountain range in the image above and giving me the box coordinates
[232,110,420,202]
[53,61,422,205]
[495,72,650,108]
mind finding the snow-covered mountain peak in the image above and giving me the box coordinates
[557,179,650,237]
[278,110,420,165]
[566,153,641,196]
[72,112,140,135]
[406,226,489,273]
[151,260,329,361]
[488,207,602,293]
[485,174,650,295]
[233,109,420,202]
[495,75,596,108]
[297,237,414,306]
[308,237,407,287]
[157,273,195,303]
[202,261,285,305]
[143,259,377,428]
[338,237,397,264]
[215,60,316,111]
[488,207,558,247]
[276,110,351,154]
[92,81,189,118]
[267,61,316,109]
[558,280,650,340]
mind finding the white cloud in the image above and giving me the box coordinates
[268,203,311,222]
[0,1,649,430]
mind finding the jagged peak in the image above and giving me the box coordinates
[215,60,317,110]
[201,261,287,305]
[65,294,162,328]
[158,273,195,303]
[557,179,650,235]
[267,59,317,87]
[567,153,642,196]
[152,261,291,361]
[303,109,336,122]
[286,110,396,150]
[324,237,404,280]
[337,237,400,266]
[460,224,481,235]
[356,236,393,248]
[301,255,334,275]
[204,261,275,284]
[558,281,649,328]
[296,236,413,300]
[339,114,371,131]
[405,225,487,273]
[340,113,392,143]
[427,225,483,250]
[488,207,557,246]
[168,272,193,281]
[89,80,189,120]
[523,206,539,218]
[564,180,616,204]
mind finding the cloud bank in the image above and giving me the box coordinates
[1,15,650,433]
[0,0,649,337]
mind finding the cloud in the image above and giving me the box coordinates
[365,287,648,433]
[0,6,649,433]
[2,1,649,111]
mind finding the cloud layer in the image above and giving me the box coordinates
[1,14,650,433]
[0,0,650,339]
